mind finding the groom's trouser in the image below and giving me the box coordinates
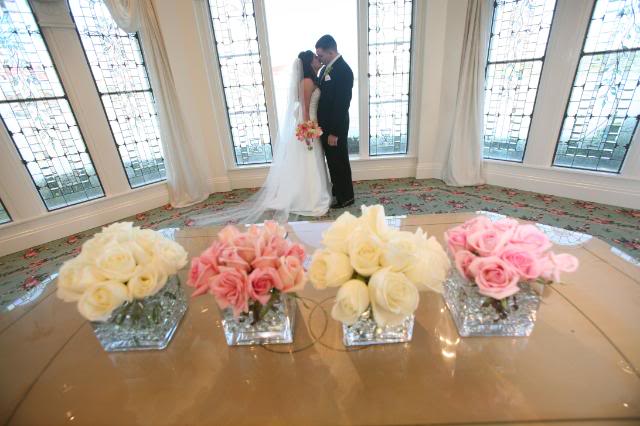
[321,134,354,204]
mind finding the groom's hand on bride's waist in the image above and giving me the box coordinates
[328,134,338,146]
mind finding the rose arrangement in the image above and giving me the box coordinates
[308,205,451,327]
[56,223,188,322]
[445,216,579,301]
[188,221,306,321]
[295,120,323,151]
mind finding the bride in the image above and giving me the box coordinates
[194,51,332,225]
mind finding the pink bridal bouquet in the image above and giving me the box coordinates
[445,216,579,301]
[188,221,307,323]
[295,120,323,151]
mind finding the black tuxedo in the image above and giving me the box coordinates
[317,56,354,205]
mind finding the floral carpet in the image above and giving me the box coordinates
[1,178,639,311]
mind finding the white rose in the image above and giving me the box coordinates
[369,267,419,327]
[95,242,137,282]
[308,249,354,289]
[348,229,383,277]
[127,263,168,299]
[404,237,451,293]
[321,211,358,254]
[331,279,370,325]
[380,230,418,272]
[358,205,392,241]
[154,238,188,275]
[80,232,117,259]
[57,258,92,302]
[77,280,131,322]
[101,222,135,242]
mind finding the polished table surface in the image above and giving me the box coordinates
[1,212,639,425]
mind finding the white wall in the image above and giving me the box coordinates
[0,0,638,257]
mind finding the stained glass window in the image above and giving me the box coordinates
[483,0,556,162]
[0,0,104,211]
[368,0,413,156]
[208,0,272,165]
[69,0,165,187]
[0,198,10,224]
[553,0,640,173]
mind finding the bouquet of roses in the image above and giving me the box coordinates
[295,120,323,151]
[56,222,188,322]
[308,205,451,327]
[445,216,579,300]
[188,221,307,321]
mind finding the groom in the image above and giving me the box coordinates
[315,35,355,208]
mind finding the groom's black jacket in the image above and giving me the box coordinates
[317,56,354,137]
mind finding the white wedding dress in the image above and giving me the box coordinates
[193,60,332,226]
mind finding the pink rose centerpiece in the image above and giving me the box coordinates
[443,216,579,337]
[188,221,306,345]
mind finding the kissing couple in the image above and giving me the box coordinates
[196,34,355,226]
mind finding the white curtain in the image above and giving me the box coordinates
[442,0,493,186]
[104,0,209,207]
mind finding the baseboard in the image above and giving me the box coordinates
[0,183,170,257]
[485,161,640,209]
[415,162,442,179]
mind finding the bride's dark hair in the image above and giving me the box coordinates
[298,50,317,82]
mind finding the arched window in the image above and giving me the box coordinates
[0,0,104,210]
[553,0,640,173]
[483,0,557,162]
[69,0,165,187]
[208,0,272,166]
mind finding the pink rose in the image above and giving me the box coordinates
[252,235,287,269]
[460,216,493,233]
[454,250,476,279]
[218,224,241,245]
[493,218,519,233]
[232,233,257,264]
[277,255,306,293]
[218,246,251,272]
[445,226,468,255]
[188,257,218,291]
[540,252,579,282]
[467,228,511,256]
[199,241,226,274]
[285,243,306,263]
[468,256,520,300]
[248,267,280,305]
[262,220,286,239]
[510,224,552,253]
[210,267,249,316]
[499,244,541,280]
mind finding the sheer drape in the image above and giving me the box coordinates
[442,0,493,186]
[104,0,209,207]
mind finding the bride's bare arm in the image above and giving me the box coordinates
[302,78,315,122]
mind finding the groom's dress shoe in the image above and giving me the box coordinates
[331,198,355,209]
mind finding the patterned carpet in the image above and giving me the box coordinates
[1,178,639,311]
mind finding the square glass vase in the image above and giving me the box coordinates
[91,275,187,352]
[220,293,296,346]
[342,307,414,347]
[443,268,540,337]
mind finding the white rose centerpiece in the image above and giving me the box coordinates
[308,205,451,345]
[56,222,189,351]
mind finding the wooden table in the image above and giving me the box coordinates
[2,213,639,425]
